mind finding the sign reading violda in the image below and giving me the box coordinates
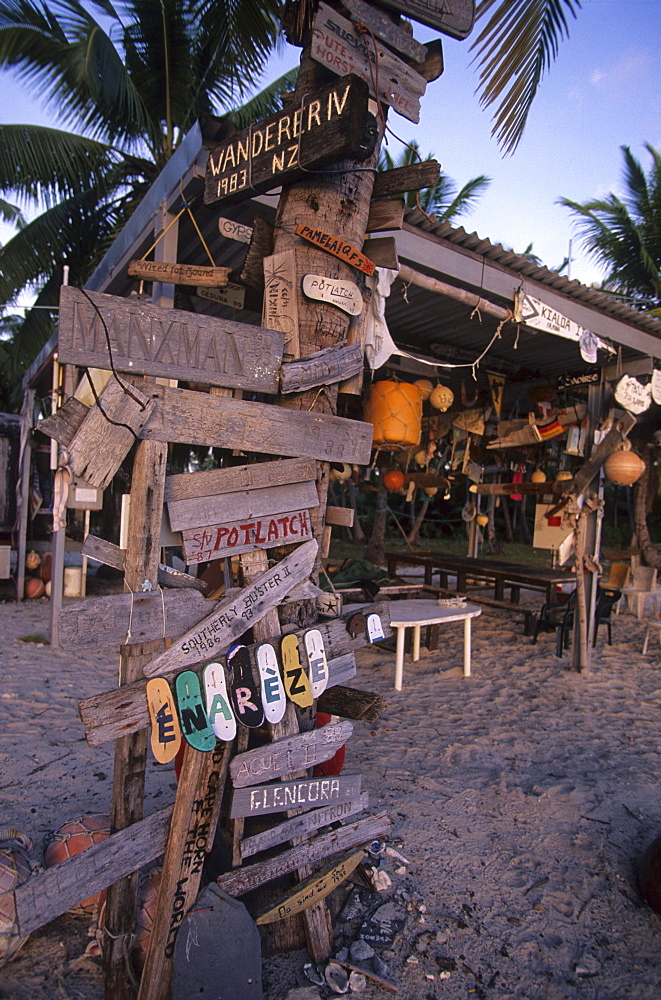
[204,74,369,206]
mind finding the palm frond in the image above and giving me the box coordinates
[471,0,581,154]
[0,197,25,229]
[228,69,299,130]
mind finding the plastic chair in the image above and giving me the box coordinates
[531,590,576,657]
[592,587,622,647]
[618,566,658,620]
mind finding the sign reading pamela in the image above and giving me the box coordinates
[204,74,369,206]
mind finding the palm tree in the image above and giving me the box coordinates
[471,0,583,153]
[559,144,661,309]
[378,140,490,224]
[0,0,295,380]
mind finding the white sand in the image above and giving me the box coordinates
[1,595,661,999]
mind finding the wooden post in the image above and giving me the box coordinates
[104,440,168,1000]
[16,388,34,602]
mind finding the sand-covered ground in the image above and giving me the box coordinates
[1,588,661,1000]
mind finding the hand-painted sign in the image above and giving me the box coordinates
[230,721,353,787]
[280,343,364,394]
[256,642,287,724]
[228,645,264,729]
[304,629,329,698]
[58,286,284,392]
[255,848,366,925]
[195,283,246,310]
[182,509,313,564]
[301,273,363,315]
[557,370,600,390]
[281,633,314,708]
[146,678,182,763]
[203,662,237,741]
[175,671,217,751]
[615,374,652,414]
[295,224,375,275]
[230,774,362,818]
[374,0,475,39]
[263,251,300,359]
[342,0,427,61]
[241,792,369,858]
[204,74,370,206]
[311,4,426,123]
[218,218,253,244]
[143,538,318,678]
[127,260,230,287]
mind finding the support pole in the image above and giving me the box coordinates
[16,389,34,602]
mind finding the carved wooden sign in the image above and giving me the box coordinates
[295,224,375,275]
[57,286,284,392]
[143,538,318,677]
[140,383,375,464]
[263,251,299,359]
[255,848,366,925]
[195,283,246,310]
[241,792,369,858]
[204,74,370,206]
[375,0,475,38]
[280,343,363,394]
[230,773,362,818]
[311,3,426,124]
[127,260,230,287]
[167,479,319,532]
[230,721,353,787]
[218,217,253,244]
[301,273,363,315]
[182,509,314,564]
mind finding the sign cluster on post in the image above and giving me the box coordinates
[29,1,478,995]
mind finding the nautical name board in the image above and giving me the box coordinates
[204,74,369,206]
[296,224,375,275]
[218,218,253,244]
[301,274,363,315]
[182,508,313,564]
[127,260,230,287]
[230,721,353,787]
[195,283,246,310]
[58,286,284,392]
[230,773,362,818]
[375,0,475,39]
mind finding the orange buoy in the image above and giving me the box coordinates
[383,469,406,491]
[44,815,111,916]
[24,578,45,599]
[604,449,645,487]
[364,381,422,450]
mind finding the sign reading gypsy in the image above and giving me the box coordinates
[204,74,370,206]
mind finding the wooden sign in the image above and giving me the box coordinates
[67,479,103,510]
[227,644,264,729]
[58,286,284,393]
[59,588,212,651]
[146,678,182,763]
[372,159,440,198]
[82,534,207,593]
[167,478,319,533]
[175,670,217,751]
[311,4,426,124]
[204,74,370,206]
[218,217,253,244]
[263,251,299,359]
[256,642,287,724]
[182,509,313,564]
[165,457,316,503]
[230,721,353,788]
[301,274,363,316]
[203,662,237,741]
[143,538,318,677]
[304,629,329,698]
[127,260,231,287]
[295,224,375,276]
[366,198,406,232]
[241,791,369,858]
[230,773,362,819]
[255,848,365,925]
[374,0,475,39]
[342,0,426,61]
[195,283,246,310]
[140,382,375,465]
[363,235,398,270]
[280,343,363,394]
[281,633,314,708]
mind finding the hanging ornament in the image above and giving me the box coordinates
[383,469,406,491]
[488,374,506,418]
[414,449,428,468]
[364,382,422,450]
[329,462,352,482]
[531,469,546,483]
[604,448,645,487]
[651,369,661,405]
[555,470,573,482]
[414,379,433,401]
[614,375,652,414]
[461,379,479,408]
[429,385,454,411]
[424,487,438,497]
[476,513,489,527]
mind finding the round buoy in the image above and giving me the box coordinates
[0,833,33,967]
[133,866,162,973]
[44,815,111,916]
[604,449,645,487]
[429,385,454,412]
[638,834,661,914]
[25,550,41,572]
[25,577,45,599]
[414,379,433,401]
[383,469,406,491]
[531,469,546,483]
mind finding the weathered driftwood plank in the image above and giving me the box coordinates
[301,274,363,316]
[280,344,363,394]
[59,588,212,651]
[375,0,475,39]
[217,811,390,896]
[295,224,375,276]
[58,286,284,392]
[165,457,316,503]
[78,605,388,747]
[15,806,172,937]
[317,685,388,724]
[127,260,231,287]
[241,792,369,859]
[371,160,440,199]
[41,377,155,491]
[37,396,88,448]
[240,213,274,290]
[255,848,366,925]
[140,383,375,465]
[263,250,299,359]
[182,508,313,564]
[82,534,208,593]
[143,539,318,677]
[195,282,246,310]
[342,0,426,61]
[363,235,398,270]
[230,720,353,788]
[366,198,406,233]
[311,4,426,123]
[326,506,354,527]
[204,75,369,206]
[231,774,362,819]
[167,479,319,533]
[217,217,253,243]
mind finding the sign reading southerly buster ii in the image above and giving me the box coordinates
[58,286,284,392]
[204,74,369,206]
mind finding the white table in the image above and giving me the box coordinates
[387,600,482,690]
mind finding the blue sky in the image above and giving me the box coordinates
[1,0,660,294]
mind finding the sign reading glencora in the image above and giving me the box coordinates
[204,74,369,206]
[58,286,284,392]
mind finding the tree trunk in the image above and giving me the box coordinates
[501,492,514,544]
[633,445,661,569]
[407,498,430,546]
[347,481,365,544]
[486,494,503,555]
[365,486,388,566]
[519,494,532,544]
